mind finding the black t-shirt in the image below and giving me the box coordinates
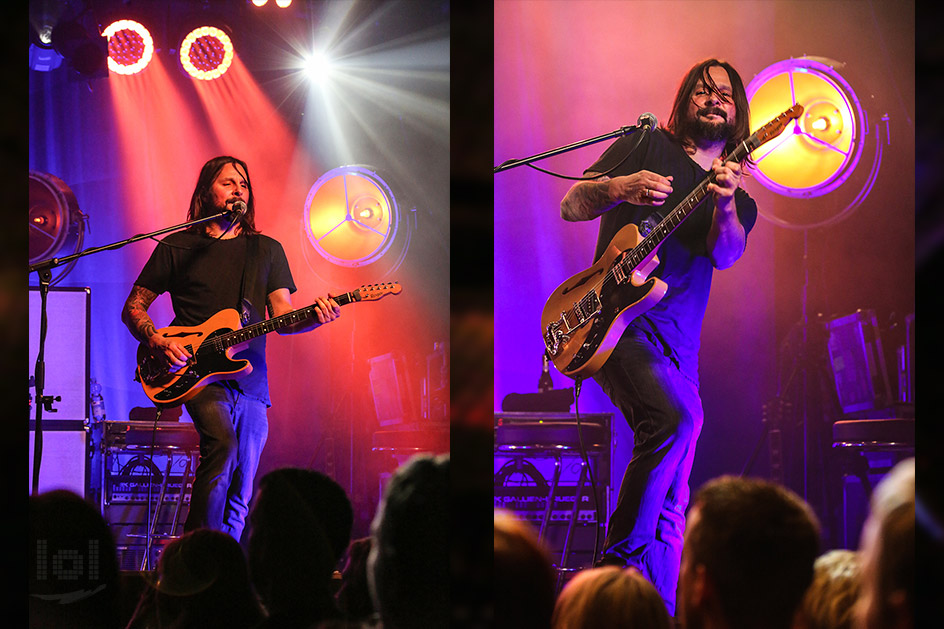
[134,231,297,406]
[586,128,758,380]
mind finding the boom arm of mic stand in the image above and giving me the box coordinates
[28,208,232,494]
[493,125,636,173]
[28,209,234,275]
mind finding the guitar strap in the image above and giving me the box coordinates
[638,208,665,237]
[238,234,259,325]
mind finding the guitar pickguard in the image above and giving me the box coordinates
[148,329,249,404]
[562,274,661,374]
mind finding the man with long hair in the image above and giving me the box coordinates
[559,59,759,614]
[121,156,340,542]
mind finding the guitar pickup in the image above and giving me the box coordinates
[572,291,602,326]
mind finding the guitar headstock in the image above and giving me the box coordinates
[753,103,804,145]
[354,282,403,301]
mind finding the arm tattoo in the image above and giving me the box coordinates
[562,173,614,221]
[122,285,159,342]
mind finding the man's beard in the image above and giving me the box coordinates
[681,108,735,145]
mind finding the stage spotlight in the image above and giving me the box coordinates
[29,23,64,72]
[50,17,108,78]
[180,26,234,81]
[304,51,333,83]
[275,0,293,7]
[251,0,269,6]
[103,20,154,76]
[302,166,401,268]
[746,56,886,228]
[29,171,88,283]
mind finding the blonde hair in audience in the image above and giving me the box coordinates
[552,566,673,629]
[795,549,862,629]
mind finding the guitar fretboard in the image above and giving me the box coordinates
[211,290,358,350]
[618,134,761,276]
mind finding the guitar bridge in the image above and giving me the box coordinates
[543,319,570,357]
[544,290,601,357]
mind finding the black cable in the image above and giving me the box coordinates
[523,127,649,181]
[143,405,163,570]
[572,378,603,567]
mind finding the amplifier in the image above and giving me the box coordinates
[28,287,90,421]
[100,420,199,505]
[103,420,200,450]
[825,310,892,415]
[104,452,195,504]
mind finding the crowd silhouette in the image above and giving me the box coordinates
[29,454,919,628]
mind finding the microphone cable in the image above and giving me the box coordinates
[572,377,604,567]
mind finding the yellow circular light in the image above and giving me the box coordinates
[180,26,234,81]
[303,167,398,268]
[747,58,863,197]
[103,20,154,75]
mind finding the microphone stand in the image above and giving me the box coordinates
[493,125,642,173]
[29,208,240,495]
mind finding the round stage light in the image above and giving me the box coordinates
[103,20,154,76]
[29,170,87,283]
[746,56,886,229]
[746,57,865,199]
[180,26,234,81]
[303,166,400,268]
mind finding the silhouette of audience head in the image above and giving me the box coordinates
[248,466,354,627]
[368,453,449,629]
[679,475,821,629]
[793,549,862,629]
[493,508,556,629]
[552,566,673,629]
[29,489,121,629]
[126,528,264,629]
[854,457,914,629]
[336,537,376,623]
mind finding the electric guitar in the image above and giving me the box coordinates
[541,104,803,380]
[135,282,402,405]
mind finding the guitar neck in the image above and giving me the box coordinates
[218,290,358,348]
[623,135,760,271]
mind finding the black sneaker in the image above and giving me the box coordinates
[592,553,627,569]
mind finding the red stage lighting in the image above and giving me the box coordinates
[180,26,234,81]
[103,20,154,76]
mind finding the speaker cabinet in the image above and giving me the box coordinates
[29,286,90,421]
[494,412,612,573]
[825,309,891,415]
[28,420,88,497]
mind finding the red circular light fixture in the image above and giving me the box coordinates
[103,20,154,75]
[180,26,234,80]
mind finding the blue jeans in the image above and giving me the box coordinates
[184,382,268,542]
[593,325,704,616]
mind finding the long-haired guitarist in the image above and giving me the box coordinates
[558,59,759,616]
[121,156,341,543]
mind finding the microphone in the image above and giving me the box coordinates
[228,200,247,218]
[637,112,658,131]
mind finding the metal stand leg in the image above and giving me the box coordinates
[168,453,193,538]
[140,456,172,571]
[556,461,588,592]
[539,455,563,543]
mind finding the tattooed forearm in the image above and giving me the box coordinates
[560,173,615,221]
[122,285,160,343]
